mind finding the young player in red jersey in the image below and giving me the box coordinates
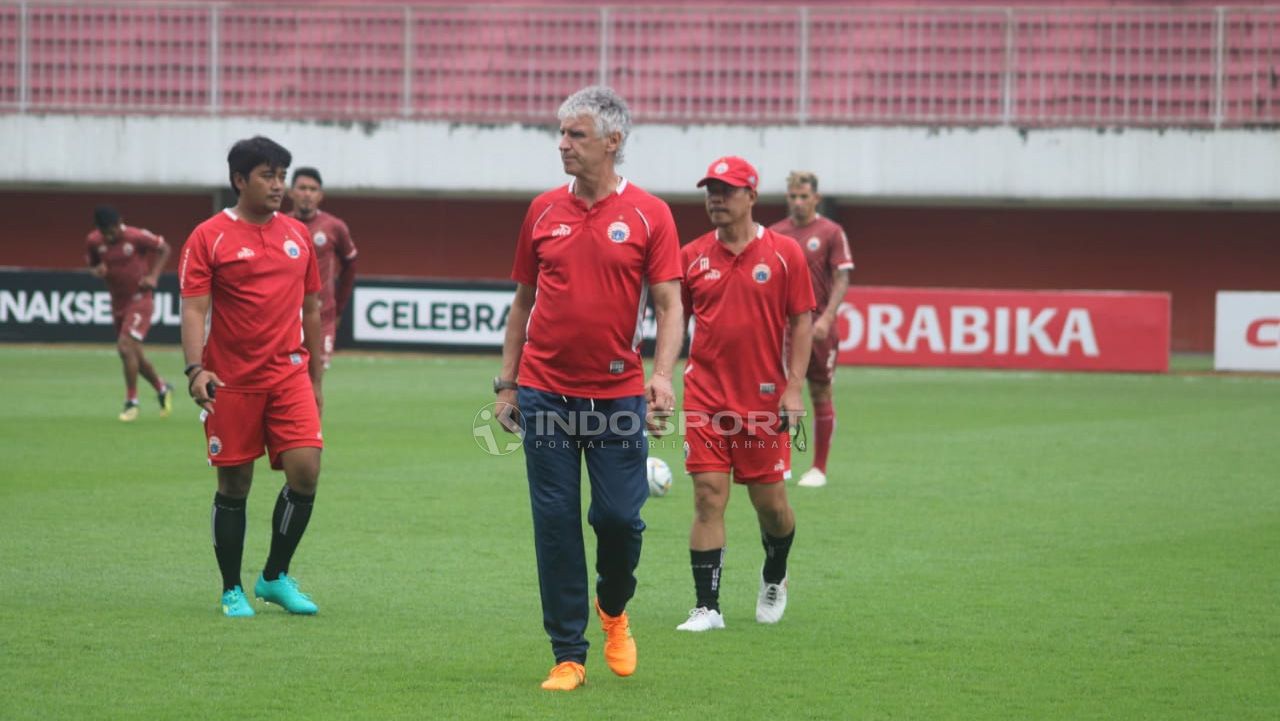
[85,206,173,421]
[677,157,815,632]
[180,137,325,618]
[769,171,855,488]
[495,86,684,691]
[288,167,358,391]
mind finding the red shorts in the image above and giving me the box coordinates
[112,293,154,342]
[806,332,839,385]
[203,371,323,469]
[683,414,792,484]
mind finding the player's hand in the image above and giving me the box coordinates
[813,314,833,342]
[778,387,806,433]
[189,369,224,411]
[495,389,522,435]
[645,373,675,436]
[138,274,159,291]
[89,264,107,278]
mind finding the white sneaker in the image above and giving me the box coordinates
[676,607,725,632]
[797,468,827,488]
[756,572,788,624]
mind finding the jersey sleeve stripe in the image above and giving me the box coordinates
[773,250,790,273]
[631,282,649,352]
[633,206,652,239]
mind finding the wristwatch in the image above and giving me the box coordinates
[493,377,519,393]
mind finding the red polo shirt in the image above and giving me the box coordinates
[680,224,816,414]
[769,214,854,312]
[512,179,681,398]
[290,209,358,323]
[180,209,321,390]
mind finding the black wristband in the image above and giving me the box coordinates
[184,363,203,377]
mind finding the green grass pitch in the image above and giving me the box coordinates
[1,344,1276,720]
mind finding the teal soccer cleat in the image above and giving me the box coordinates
[221,586,255,618]
[254,574,318,615]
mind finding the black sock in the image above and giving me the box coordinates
[262,486,315,581]
[761,528,795,584]
[690,548,724,612]
[212,493,246,592]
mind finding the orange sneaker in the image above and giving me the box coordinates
[595,598,637,677]
[540,661,586,691]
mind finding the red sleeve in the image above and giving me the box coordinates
[511,201,544,286]
[304,235,322,295]
[179,229,212,297]
[335,220,358,261]
[678,243,694,314]
[829,224,854,271]
[85,233,101,266]
[644,200,682,284]
[132,227,167,252]
[786,239,817,316]
[334,221,358,315]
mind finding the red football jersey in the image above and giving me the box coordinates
[85,225,167,302]
[680,225,816,414]
[290,210,357,322]
[768,214,854,312]
[180,209,322,390]
[512,179,682,398]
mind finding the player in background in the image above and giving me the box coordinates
[677,156,814,632]
[287,167,358,404]
[768,171,855,488]
[85,206,174,422]
[495,86,684,691]
[180,137,325,618]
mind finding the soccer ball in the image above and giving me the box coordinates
[646,457,674,497]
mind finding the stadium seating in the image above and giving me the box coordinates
[0,3,1275,126]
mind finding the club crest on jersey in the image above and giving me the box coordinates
[283,239,302,259]
[209,436,222,456]
[752,263,771,283]
[607,221,630,244]
[807,236,821,252]
[312,231,328,247]
[122,242,135,257]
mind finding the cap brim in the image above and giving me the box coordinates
[697,176,751,189]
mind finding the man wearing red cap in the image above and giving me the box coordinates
[676,156,815,632]
[769,171,855,488]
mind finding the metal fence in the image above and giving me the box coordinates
[1,2,1277,127]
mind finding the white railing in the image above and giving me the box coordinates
[1,2,1276,127]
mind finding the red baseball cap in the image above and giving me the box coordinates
[697,156,759,190]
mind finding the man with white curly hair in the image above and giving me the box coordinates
[494,86,684,691]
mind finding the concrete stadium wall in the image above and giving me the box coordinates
[4,188,1277,353]
[3,114,1280,204]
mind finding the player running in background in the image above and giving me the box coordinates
[495,86,684,691]
[288,167,358,398]
[85,206,174,422]
[180,136,326,619]
[769,171,855,488]
[677,156,814,632]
